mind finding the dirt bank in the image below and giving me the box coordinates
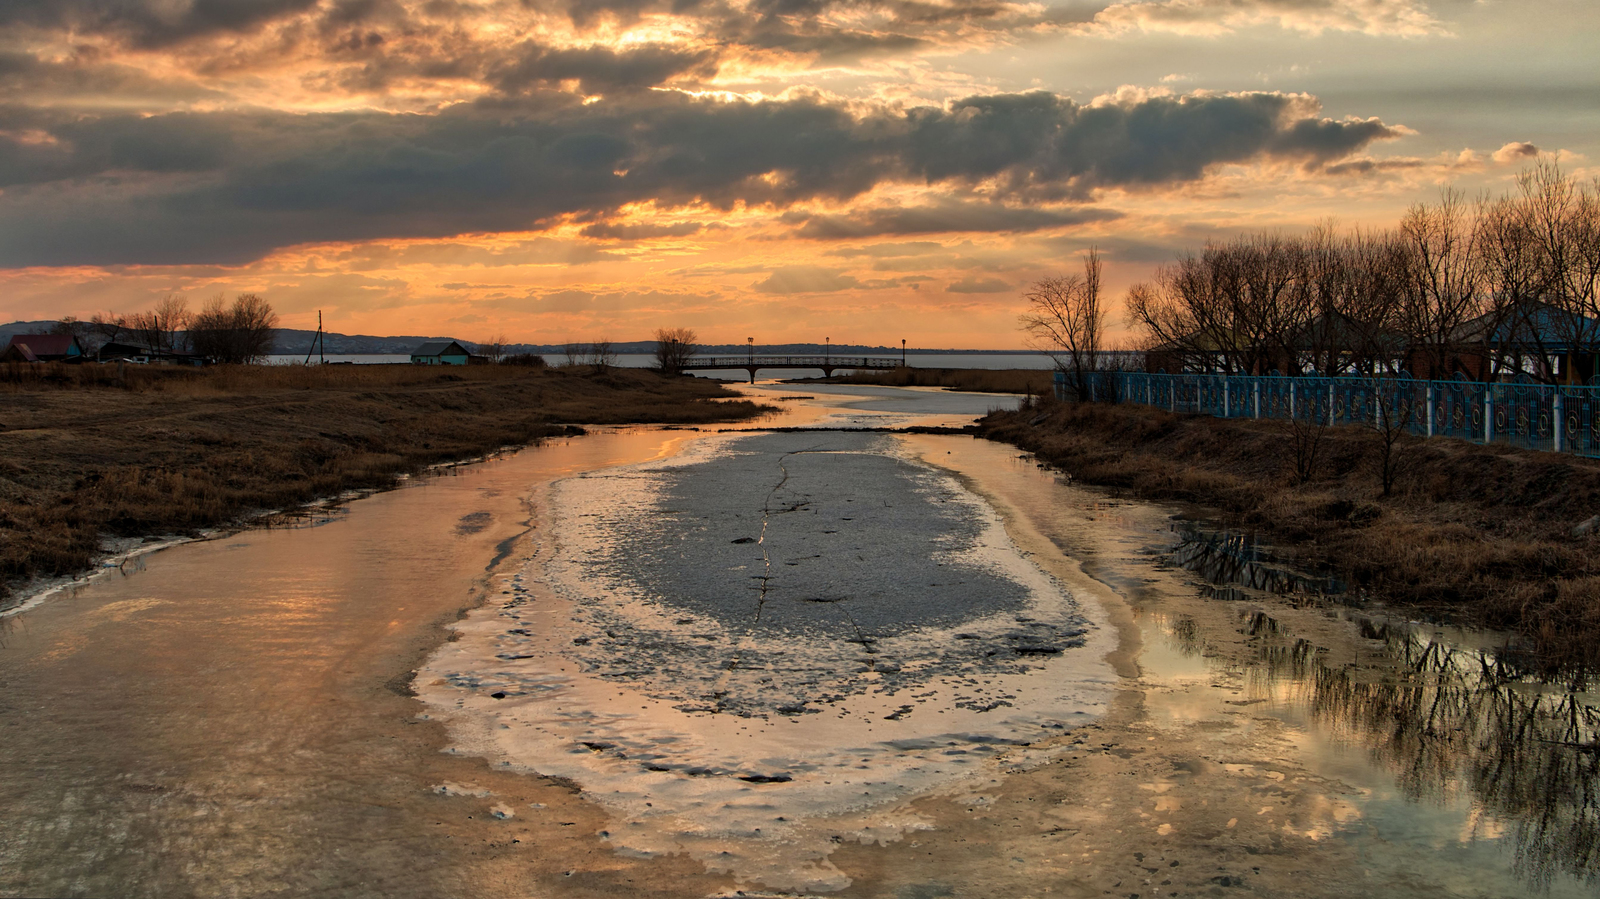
[0,363,768,607]
[979,398,1600,668]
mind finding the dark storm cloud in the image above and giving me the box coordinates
[0,88,1402,266]
[491,43,719,94]
[0,0,322,47]
[901,91,1406,198]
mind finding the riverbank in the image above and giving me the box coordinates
[980,398,1600,669]
[0,363,769,608]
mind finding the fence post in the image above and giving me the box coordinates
[1170,376,1176,413]
[1222,378,1229,418]
[1485,388,1494,443]
[1289,381,1296,419]
[1253,380,1260,419]
[1329,383,1335,426]
[1554,391,1564,453]
[1426,385,1434,438]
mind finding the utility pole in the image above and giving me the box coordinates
[304,310,326,365]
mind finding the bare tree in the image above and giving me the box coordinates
[1369,381,1421,497]
[1128,234,1316,375]
[188,293,278,363]
[586,338,617,371]
[127,294,191,358]
[477,333,508,363]
[1021,249,1103,400]
[654,327,698,375]
[561,342,582,367]
[1284,415,1328,485]
[1491,161,1600,383]
[1396,190,1487,380]
[1297,224,1407,377]
[89,312,127,357]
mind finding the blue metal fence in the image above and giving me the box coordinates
[1055,371,1600,458]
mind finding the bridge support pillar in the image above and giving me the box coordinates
[822,366,834,378]
[746,367,758,383]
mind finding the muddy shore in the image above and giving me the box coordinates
[0,363,768,609]
[979,398,1600,668]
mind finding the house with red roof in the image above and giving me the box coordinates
[1,334,84,363]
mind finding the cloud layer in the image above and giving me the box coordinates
[0,87,1400,265]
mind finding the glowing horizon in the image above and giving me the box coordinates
[1,0,1595,348]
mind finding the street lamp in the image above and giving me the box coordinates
[901,338,906,367]
[825,337,829,362]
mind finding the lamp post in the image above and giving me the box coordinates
[901,338,906,367]
[825,336,829,363]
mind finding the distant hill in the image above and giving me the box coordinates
[0,321,62,342]
[273,328,466,355]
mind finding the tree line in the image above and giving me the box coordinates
[1025,162,1600,389]
[1125,162,1600,384]
[58,293,279,364]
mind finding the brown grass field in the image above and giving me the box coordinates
[982,397,1600,670]
[0,362,769,607]
[811,367,1053,395]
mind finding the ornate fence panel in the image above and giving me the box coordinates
[1432,379,1486,443]
[1053,370,1600,459]
[1490,382,1557,453]
[1561,386,1600,457]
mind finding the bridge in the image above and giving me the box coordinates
[683,355,903,382]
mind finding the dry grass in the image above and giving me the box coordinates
[815,367,1053,395]
[982,398,1600,670]
[0,363,769,606]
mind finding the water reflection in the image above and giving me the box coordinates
[1308,620,1598,889]
[1204,601,1600,890]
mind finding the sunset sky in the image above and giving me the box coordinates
[1,0,1595,347]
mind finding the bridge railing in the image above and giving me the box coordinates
[1057,370,1600,458]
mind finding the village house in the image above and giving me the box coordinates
[1,334,84,363]
[409,340,472,365]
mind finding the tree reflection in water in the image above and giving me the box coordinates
[1253,615,1600,889]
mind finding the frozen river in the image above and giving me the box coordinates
[2,382,1596,897]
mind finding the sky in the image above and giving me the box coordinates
[0,0,1596,347]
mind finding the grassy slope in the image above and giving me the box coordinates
[981,398,1600,667]
[0,363,768,605]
